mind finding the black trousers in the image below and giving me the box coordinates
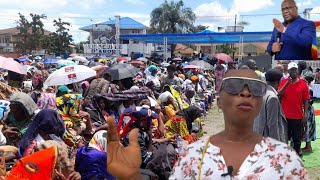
[287,118,302,155]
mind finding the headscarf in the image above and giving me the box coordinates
[18,109,65,157]
[10,92,38,117]
[176,106,202,131]
[148,65,157,74]
[7,146,58,180]
[57,85,70,95]
[191,75,199,82]
[89,130,108,152]
[159,91,174,103]
[56,93,82,128]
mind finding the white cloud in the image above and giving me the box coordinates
[232,0,274,13]
[124,0,145,5]
[296,0,313,7]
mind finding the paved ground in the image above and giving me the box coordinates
[202,103,320,180]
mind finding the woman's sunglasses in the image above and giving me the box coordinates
[218,77,267,97]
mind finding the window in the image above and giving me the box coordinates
[4,36,10,43]
[132,30,140,34]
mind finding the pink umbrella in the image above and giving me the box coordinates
[172,57,182,61]
[130,60,144,65]
[117,57,127,62]
[213,53,233,63]
[183,65,199,69]
[0,56,26,74]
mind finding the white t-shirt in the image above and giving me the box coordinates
[146,75,161,88]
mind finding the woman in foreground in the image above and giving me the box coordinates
[105,69,308,180]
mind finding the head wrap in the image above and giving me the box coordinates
[10,92,38,116]
[148,65,157,73]
[56,93,82,128]
[58,85,70,94]
[159,91,174,103]
[176,106,202,131]
[18,109,65,157]
[89,130,108,152]
[191,75,199,82]
[178,74,185,80]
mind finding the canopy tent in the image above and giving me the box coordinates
[120,31,273,44]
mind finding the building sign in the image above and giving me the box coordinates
[92,24,116,44]
[84,44,128,55]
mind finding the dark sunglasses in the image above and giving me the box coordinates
[218,77,267,97]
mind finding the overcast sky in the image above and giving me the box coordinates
[0,0,319,43]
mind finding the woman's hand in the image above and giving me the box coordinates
[106,117,142,180]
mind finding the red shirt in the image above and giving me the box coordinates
[278,77,309,119]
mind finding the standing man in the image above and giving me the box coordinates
[254,69,288,143]
[278,62,309,156]
[267,0,316,60]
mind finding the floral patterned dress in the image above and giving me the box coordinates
[170,137,308,180]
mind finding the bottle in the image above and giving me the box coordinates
[177,135,184,155]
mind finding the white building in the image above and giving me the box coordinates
[79,17,154,56]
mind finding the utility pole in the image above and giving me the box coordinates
[115,15,120,57]
[232,14,237,60]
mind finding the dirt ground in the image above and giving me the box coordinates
[202,104,320,180]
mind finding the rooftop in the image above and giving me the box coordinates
[79,17,149,32]
[0,27,51,36]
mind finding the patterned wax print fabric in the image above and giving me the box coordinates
[56,93,82,128]
[170,137,308,180]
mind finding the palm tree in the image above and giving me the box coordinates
[150,0,196,33]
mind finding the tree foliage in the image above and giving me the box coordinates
[216,43,237,55]
[50,18,73,53]
[191,25,209,33]
[149,0,196,34]
[15,13,46,54]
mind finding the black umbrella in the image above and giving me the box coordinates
[105,63,140,80]
[189,60,214,70]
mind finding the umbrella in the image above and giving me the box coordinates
[91,65,108,77]
[189,60,214,70]
[130,60,144,65]
[117,57,127,62]
[43,58,57,64]
[57,60,78,66]
[136,57,148,62]
[105,63,140,80]
[0,57,26,74]
[18,57,29,62]
[213,53,233,63]
[73,56,88,63]
[23,65,38,73]
[44,65,96,86]
[34,56,42,60]
[161,62,170,67]
[183,65,199,69]
[172,57,182,61]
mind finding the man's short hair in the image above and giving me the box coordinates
[265,69,283,83]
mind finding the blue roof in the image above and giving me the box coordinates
[120,31,273,44]
[80,17,148,31]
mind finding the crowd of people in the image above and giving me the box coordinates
[0,53,316,179]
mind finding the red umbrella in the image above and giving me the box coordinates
[130,60,144,65]
[117,57,127,62]
[213,53,233,63]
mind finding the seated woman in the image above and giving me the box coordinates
[3,92,38,146]
[18,109,65,157]
[164,106,203,144]
[158,91,177,123]
[75,130,115,180]
[104,69,309,180]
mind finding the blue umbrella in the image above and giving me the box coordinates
[43,58,57,64]
[19,57,29,62]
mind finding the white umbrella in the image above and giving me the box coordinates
[136,57,148,62]
[44,65,96,86]
[73,56,88,63]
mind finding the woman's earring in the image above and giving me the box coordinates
[218,108,222,113]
